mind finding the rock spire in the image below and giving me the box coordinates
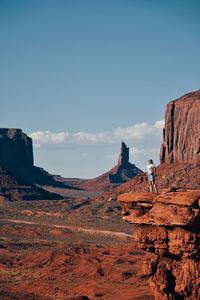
[118,141,129,166]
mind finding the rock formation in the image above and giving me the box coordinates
[106,89,200,194]
[118,190,200,299]
[118,141,129,166]
[0,128,69,188]
[0,128,34,166]
[160,90,200,164]
[78,141,143,191]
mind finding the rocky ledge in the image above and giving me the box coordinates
[118,189,200,300]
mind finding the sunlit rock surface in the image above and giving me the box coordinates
[118,189,200,299]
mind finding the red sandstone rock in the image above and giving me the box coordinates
[118,190,200,299]
[160,90,200,164]
[118,190,200,226]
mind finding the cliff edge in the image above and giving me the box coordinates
[118,190,200,299]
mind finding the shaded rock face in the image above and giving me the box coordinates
[0,166,62,201]
[0,128,66,187]
[0,128,34,170]
[118,141,129,166]
[105,141,143,185]
[118,190,200,300]
[160,90,200,164]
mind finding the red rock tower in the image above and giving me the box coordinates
[118,141,129,166]
[160,90,200,164]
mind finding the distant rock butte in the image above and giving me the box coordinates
[118,190,200,299]
[0,128,67,201]
[0,128,70,188]
[78,141,143,191]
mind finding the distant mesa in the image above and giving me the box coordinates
[0,128,72,201]
[78,141,143,191]
[0,128,72,189]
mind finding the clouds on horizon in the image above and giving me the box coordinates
[29,120,164,149]
[29,120,164,173]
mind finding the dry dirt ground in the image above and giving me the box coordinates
[0,200,154,300]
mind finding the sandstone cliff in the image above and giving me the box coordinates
[118,190,200,299]
[160,90,200,164]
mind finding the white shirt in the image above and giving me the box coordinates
[147,163,155,174]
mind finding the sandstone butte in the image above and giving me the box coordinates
[0,128,64,201]
[0,128,69,188]
[118,189,200,300]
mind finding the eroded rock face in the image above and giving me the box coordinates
[160,90,200,164]
[118,190,200,300]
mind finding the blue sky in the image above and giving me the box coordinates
[0,0,200,178]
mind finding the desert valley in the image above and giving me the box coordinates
[0,90,200,299]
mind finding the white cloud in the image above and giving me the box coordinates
[29,119,164,149]
[154,119,165,129]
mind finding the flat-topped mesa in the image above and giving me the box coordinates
[0,128,34,167]
[118,190,200,300]
[0,128,67,188]
[160,90,200,164]
[118,141,129,166]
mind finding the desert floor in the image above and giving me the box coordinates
[0,199,154,300]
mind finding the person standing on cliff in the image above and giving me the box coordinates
[146,159,158,193]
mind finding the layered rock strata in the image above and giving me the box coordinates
[118,190,200,299]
